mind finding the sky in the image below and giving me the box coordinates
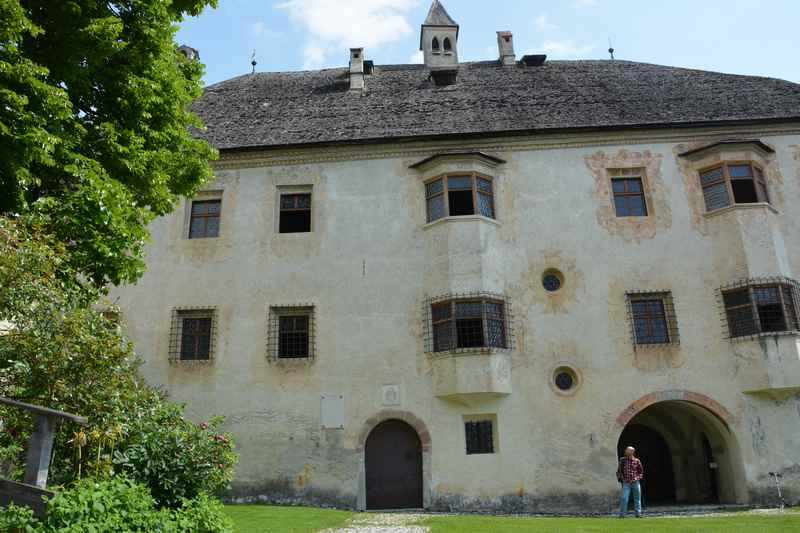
[176,0,800,86]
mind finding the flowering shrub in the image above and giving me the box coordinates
[113,399,237,508]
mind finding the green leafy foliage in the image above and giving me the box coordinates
[0,0,218,288]
[0,478,234,532]
[113,402,236,508]
[0,217,236,507]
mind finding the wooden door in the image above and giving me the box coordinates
[365,420,423,510]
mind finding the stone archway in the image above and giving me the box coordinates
[356,410,431,511]
[616,391,747,505]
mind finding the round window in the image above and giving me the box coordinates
[552,366,579,394]
[555,371,574,391]
[542,269,564,292]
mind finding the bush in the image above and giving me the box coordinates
[113,399,236,508]
[0,503,39,532]
[0,478,234,533]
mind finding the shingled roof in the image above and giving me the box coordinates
[192,60,800,152]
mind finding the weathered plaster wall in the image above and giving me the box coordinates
[109,127,800,512]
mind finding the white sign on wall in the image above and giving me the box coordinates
[320,394,344,429]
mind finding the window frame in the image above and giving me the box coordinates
[188,198,222,239]
[278,192,313,234]
[698,161,769,213]
[464,417,496,455]
[267,305,316,361]
[428,296,509,354]
[169,307,217,363]
[625,291,679,347]
[722,280,800,339]
[610,177,649,217]
[424,172,496,223]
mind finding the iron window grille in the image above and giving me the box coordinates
[267,305,316,360]
[465,420,494,455]
[698,162,769,212]
[720,278,800,340]
[609,168,648,217]
[189,199,221,238]
[625,291,679,347]
[423,292,514,354]
[169,307,217,362]
[425,173,495,223]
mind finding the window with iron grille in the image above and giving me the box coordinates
[465,419,495,455]
[279,193,312,233]
[429,296,509,353]
[169,308,216,362]
[699,163,769,212]
[189,199,221,238]
[268,306,315,360]
[425,173,495,223]
[626,292,679,346]
[722,279,800,339]
[611,176,648,217]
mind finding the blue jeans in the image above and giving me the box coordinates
[619,481,642,517]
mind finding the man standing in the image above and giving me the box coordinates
[617,446,644,518]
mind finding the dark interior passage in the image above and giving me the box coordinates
[618,423,676,503]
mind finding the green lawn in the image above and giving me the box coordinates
[225,505,800,533]
[423,513,800,532]
[224,505,354,533]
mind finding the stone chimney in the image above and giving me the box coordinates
[497,31,515,66]
[349,48,365,93]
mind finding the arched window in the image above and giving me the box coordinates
[443,37,452,52]
[431,37,440,51]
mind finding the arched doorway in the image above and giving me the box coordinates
[618,424,676,503]
[365,419,423,510]
[617,397,745,506]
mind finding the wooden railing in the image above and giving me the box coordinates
[0,397,87,516]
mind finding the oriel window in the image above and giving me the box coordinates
[699,163,769,212]
[189,199,221,238]
[279,193,312,233]
[425,173,495,223]
[723,280,800,338]
[431,297,507,352]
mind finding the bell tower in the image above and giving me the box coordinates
[420,0,459,70]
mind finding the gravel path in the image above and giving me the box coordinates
[321,513,429,533]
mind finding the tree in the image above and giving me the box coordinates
[0,217,236,500]
[0,0,217,289]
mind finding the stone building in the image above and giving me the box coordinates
[110,1,800,512]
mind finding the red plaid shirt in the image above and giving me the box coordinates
[617,456,644,483]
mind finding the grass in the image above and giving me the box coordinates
[224,505,354,533]
[423,513,800,532]
[225,505,800,533]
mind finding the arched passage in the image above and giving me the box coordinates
[364,420,423,510]
[617,396,747,505]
